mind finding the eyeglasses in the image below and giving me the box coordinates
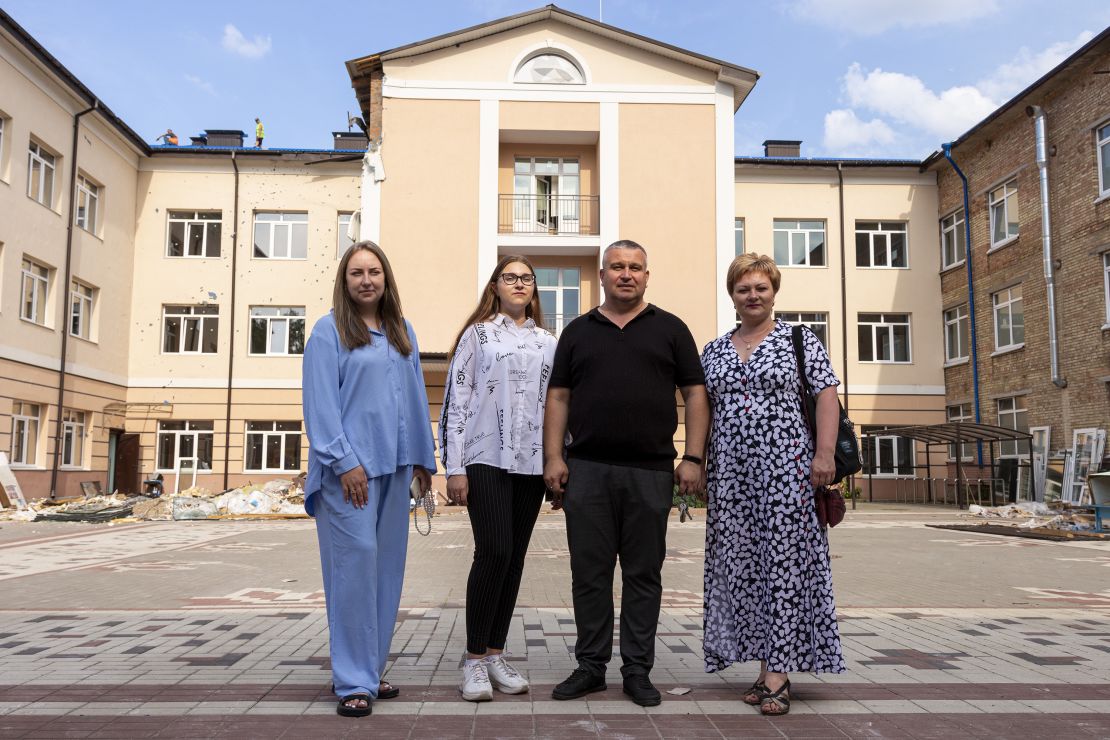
[498,273,536,286]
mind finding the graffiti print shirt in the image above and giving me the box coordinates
[440,314,557,476]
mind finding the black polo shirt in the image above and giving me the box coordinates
[549,304,705,472]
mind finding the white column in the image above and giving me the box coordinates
[599,101,620,269]
[359,151,382,244]
[715,81,736,335]
[477,99,499,287]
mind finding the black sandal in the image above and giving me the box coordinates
[378,680,400,700]
[337,693,372,717]
[759,679,790,716]
[742,680,769,705]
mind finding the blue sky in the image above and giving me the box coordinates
[5,0,1108,158]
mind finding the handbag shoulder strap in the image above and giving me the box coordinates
[791,324,812,396]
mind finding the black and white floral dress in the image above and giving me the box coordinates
[701,319,845,675]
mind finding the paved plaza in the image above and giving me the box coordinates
[0,503,1108,738]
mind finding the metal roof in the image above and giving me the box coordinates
[862,422,1032,444]
[735,156,923,167]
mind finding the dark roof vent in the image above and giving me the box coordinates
[333,131,369,151]
[204,129,247,147]
[763,140,801,158]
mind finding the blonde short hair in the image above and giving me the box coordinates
[726,253,781,293]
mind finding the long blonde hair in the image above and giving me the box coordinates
[333,241,412,355]
[450,255,546,355]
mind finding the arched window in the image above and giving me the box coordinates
[514,52,585,84]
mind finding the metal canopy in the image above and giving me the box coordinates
[863,422,1032,445]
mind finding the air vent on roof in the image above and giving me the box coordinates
[763,140,801,158]
[333,131,369,151]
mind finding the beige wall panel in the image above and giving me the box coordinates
[500,101,599,132]
[383,21,717,87]
[619,103,717,346]
[379,98,480,353]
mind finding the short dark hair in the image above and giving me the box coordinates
[602,239,648,267]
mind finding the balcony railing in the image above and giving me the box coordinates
[499,194,599,235]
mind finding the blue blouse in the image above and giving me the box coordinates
[301,311,437,516]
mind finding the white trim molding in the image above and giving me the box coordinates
[714,80,736,335]
[507,40,593,84]
[478,99,500,288]
[599,101,619,258]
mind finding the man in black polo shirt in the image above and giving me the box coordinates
[543,239,709,706]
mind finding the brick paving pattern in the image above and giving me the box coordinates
[0,504,1107,738]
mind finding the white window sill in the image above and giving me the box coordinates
[944,358,970,368]
[247,353,303,358]
[8,464,43,470]
[19,317,54,331]
[77,227,103,242]
[155,470,214,475]
[858,265,910,270]
[940,262,966,275]
[1101,323,1110,331]
[991,344,1025,357]
[59,466,88,471]
[243,470,301,475]
[251,257,309,261]
[987,235,1019,253]
[859,360,913,365]
[1094,192,1110,206]
[70,334,98,346]
[27,195,60,215]
[779,264,828,269]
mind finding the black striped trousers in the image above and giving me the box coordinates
[464,464,546,655]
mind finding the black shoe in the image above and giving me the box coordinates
[551,667,607,700]
[622,673,661,707]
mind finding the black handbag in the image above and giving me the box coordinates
[791,325,862,486]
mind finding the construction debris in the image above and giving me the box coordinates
[962,501,1097,532]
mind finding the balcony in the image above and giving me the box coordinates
[498,194,599,236]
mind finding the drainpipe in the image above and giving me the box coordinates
[49,100,98,500]
[836,163,856,510]
[1027,105,1066,389]
[222,151,240,490]
[942,144,983,484]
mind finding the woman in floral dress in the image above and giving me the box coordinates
[700,253,845,716]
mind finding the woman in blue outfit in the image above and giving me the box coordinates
[302,241,436,718]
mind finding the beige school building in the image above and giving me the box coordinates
[0,6,950,503]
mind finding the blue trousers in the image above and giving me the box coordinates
[313,465,412,699]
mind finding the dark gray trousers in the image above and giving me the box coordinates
[562,458,673,678]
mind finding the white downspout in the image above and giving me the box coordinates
[1027,105,1067,388]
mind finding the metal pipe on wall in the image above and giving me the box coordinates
[222,151,240,490]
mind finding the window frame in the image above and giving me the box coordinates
[945,403,975,461]
[991,285,1024,352]
[774,311,829,349]
[248,306,306,356]
[60,409,86,469]
[243,421,303,473]
[155,420,215,474]
[988,180,1019,248]
[20,257,50,326]
[996,396,1030,458]
[733,218,745,256]
[861,425,916,477]
[854,221,909,269]
[773,219,826,268]
[162,305,219,355]
[27,140,56,207]
[252,212,308,260]
[337,212,355,259]
[940,209,966,270]
[535,266,581,336]
[70,279,95,341]
[1103,252,1110,327]
[857,312,912,363]
[1098,121,1110,198]
[943,304,969,364]
[75,173,100,235]
[0,116,7,180]
[9,401,42,467]
[166,211,222,258]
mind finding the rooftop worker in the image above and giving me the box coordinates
[155,128,178,146]
[255,117,265,148]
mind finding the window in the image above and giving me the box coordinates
[1104,253,1110,326]
[27,141,55,207]
[862,425,915,476]
[156,420,214,473]
[20,258,50,325]
[855,221,908,268]
[946,403,975,461]
[943,304,969,363]
[992,285,1024,351]
[997,396,1029,458]
[734,218,745,256]
[253,212,307,259]
[858,313,910,363]
[60,409,86,468]
[167,211,221,257]
[162,305,219,354]
[773,220,825,267]
[75,174,99,234]
[510,158,582,234]
[536,267,580,335]
[244,421,302,472]
[70,280,95,340]
[9,402,41,466]
[775,311,828,348]
[988,180,1019,246]
[0,117,6,175]
[1098,122,1110,198]
[337,213,355,259]
[940,210,966,270]
[249,307,306,355]
[514,52,585,84]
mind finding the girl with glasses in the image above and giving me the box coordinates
[441,254,557,701]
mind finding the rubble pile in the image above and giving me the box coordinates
[963,501,1096,531]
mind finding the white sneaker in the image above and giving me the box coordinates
[459,660,493,702]
[484,654,529,694]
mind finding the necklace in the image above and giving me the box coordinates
[736,323,773,350]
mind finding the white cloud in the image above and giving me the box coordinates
[977,30,1095,101]
[221,24,271,59]
[822,109,895,155]
[184,74,216,96]
[787,0,998,34]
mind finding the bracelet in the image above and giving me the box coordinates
[681,454,704,465]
